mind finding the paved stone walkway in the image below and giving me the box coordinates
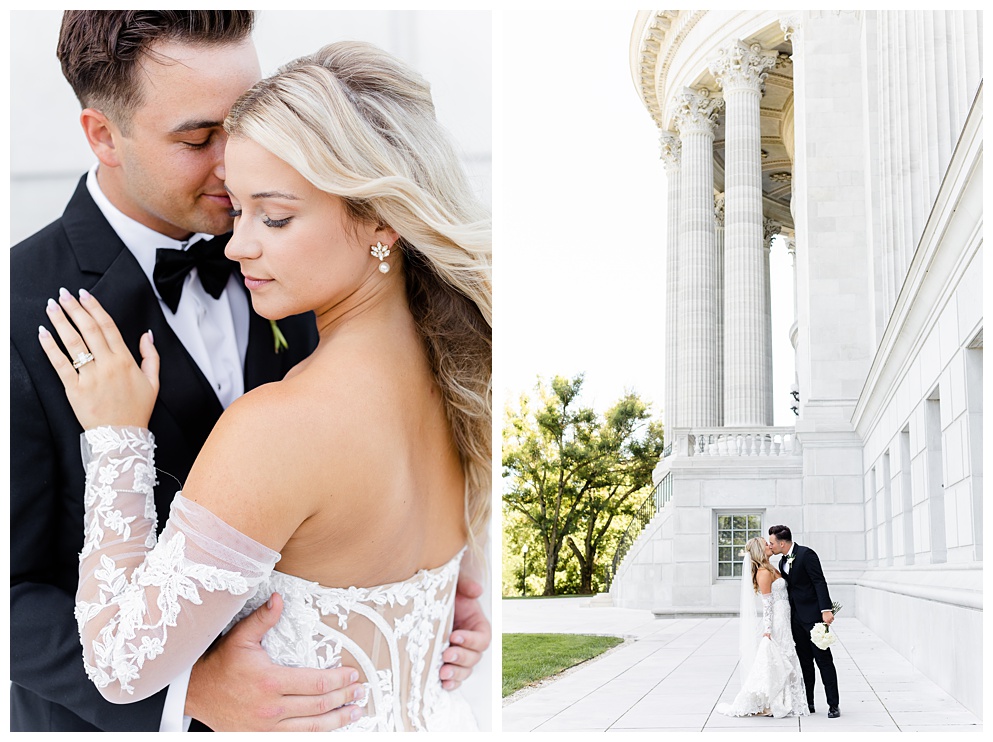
[502,597,983,732]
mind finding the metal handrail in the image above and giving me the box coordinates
[605,472,671,590]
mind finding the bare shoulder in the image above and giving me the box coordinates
[756,568,775,588]
[202,380,319,463]
[181,379,328,551]
[200,363,382,487]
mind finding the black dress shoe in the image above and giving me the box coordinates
[828,706,841,718]
[808,704,815,713]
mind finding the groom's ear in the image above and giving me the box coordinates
[80,108,123,168]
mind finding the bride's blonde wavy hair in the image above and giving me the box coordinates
[744,537,776,594]
[224,41,491,552]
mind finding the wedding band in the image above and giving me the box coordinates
[72,352,95,370]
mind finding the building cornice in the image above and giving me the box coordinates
[632,10,707,129]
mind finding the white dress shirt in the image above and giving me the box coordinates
[781,543,795,574]
[86,166,248,408]
[87,166,249,730]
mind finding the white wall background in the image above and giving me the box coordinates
[6,9,493,729]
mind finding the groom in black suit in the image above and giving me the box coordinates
[11,11,487,732]
[768,524,840,718]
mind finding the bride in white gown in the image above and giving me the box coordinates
[717,537,807,719]
[39,42,490,732]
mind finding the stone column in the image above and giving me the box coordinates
[714,192,726,426]
[710,39,777,427]
[672,87,723,427]
[763,217,782,418]
[659,131,681,439]
[782,230,798,344]
[783,230,800,415]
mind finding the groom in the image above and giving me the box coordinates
[10,11,488,732]
[768,525,840,718]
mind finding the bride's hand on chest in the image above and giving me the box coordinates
[39,289,159,429]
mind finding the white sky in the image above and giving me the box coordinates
[495,11,796,426]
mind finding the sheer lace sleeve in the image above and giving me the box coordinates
[74,426,279,704]
[760,593,774,635]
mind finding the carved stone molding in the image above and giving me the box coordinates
[634,10,707,129]
[659,130,682,170]
[780,14,801,44]
[709,40,778,95]
[672,87,724,135]
[714,192,726,228]
[763,217,784,244]
[635,11,687,128]
[782,231,797,256]
[762,158,794,170]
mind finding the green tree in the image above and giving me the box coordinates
[502,375,664,595]
[501,509,543,597]
[565,394,664,593]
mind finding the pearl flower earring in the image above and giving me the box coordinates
[371,241,391,273]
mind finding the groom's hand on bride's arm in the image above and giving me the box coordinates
[186,594,366,731]
[440,575,492,691]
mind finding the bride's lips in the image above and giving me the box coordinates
[243,274,273,290]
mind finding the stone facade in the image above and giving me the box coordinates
[618,9,983,715]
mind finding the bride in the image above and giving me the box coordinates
[38,42,490,732]
[716,537,807,719]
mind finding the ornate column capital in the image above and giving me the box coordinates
[782,230,797,256]
[659,130,681,170]
[763,217,784,245]
[672,87,723,136]
[714,192,726,228]
[780,14,801,43]
[709,40,778,94]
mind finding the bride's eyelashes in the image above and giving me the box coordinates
[262,215,291,228]
[226,208,291,229]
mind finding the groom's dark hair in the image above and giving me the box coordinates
[57,11,255,133]
[768,524,792,542]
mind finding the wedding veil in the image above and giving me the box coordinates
[737,551,760,685]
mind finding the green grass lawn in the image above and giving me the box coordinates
[502,633,624,697]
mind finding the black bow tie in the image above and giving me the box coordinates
[153,240,234,313]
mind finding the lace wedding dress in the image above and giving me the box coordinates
[74,427,477,731]
[716,577,807,718]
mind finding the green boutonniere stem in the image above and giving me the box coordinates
[270,320,288,353]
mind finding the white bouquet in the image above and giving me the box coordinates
[810,601,842,649]
[810,622,836,649]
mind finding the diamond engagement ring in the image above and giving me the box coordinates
[72,352,95,370]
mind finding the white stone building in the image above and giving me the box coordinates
[612,10,982,715]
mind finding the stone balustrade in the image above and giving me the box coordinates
[667,426,799,457]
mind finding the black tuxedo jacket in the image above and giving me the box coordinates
[781,543,833,629]
[9,177,318,731]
